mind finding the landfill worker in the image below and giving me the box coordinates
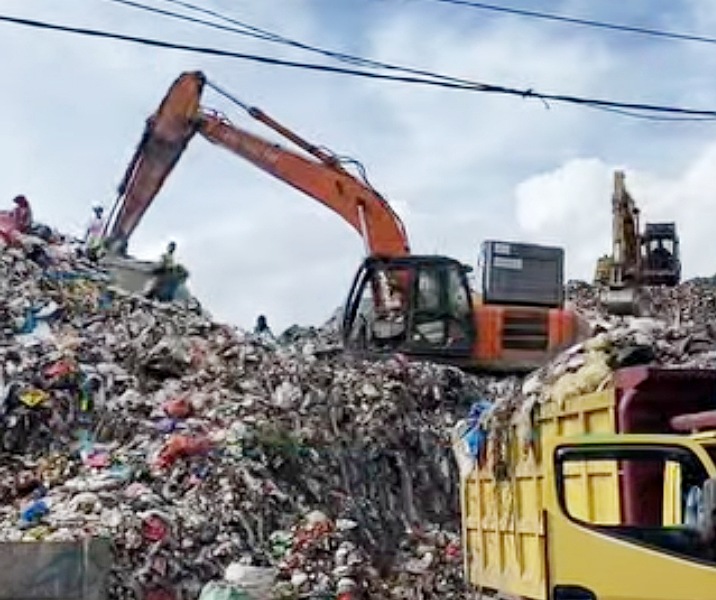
[160,241,177,270]
[254,315,275,339]
[146,241,181,301]
[84,205,106,261]
[10,195,32,233]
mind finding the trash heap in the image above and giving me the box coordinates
[0,232,514,599]
[5,227,716,600]
[566,277,716,327]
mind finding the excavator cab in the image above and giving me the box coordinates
[343,254,582,372]
[342,255,476,365]
[642,222,681,286]
[593,255,613,286]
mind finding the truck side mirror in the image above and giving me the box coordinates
[699,478,716,543]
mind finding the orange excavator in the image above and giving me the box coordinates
[104,71,583,372]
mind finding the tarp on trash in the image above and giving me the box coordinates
[0,538,112,600]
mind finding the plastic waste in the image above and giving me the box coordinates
[223,564,276,597]
[18,389,49,408]
[19,498,50,528]
[198,582,251,600]
[162,396,192,419]
[155,434,213,469]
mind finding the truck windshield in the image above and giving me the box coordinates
[556,444,716,565]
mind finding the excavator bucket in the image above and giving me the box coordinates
[603,286,648,317]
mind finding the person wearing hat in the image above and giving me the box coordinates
[146,241,182,301]
[84,205,106,261]
[10,195,32,233]
[160,241,177,270]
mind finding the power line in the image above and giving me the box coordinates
[585,104,716,123]
[105,0,487,88]
[414,0,716,47]
[106,0,716,124]
[1,12,716,121]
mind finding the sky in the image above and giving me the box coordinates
[2,0,716,332]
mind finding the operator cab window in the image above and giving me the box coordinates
[644,238,674,268]
[408,263,473,350]
[345,265,409,350]
[368,267,409,348]
[412,267,445,345]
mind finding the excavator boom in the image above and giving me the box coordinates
[604,170,643,315]
[106,71,409,258]
[198,113,409,257]
[106,73,203,249]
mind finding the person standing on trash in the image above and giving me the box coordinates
[10,195,32,233]
[160,241,177,270]
[83,205,106,262]
[146,241,182,301]
[254,315,275,340]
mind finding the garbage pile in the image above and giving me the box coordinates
[564,278,716,369]
[6,227,716,599]
[566,277,716,327]
[0,232,511,599]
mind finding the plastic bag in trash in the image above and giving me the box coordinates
[198,582,251,600]
[550,351,611,407]
[224,563,277,598]
[451,400,491,478]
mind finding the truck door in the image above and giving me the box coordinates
[545,435,716,600]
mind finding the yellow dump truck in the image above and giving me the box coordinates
[459,366,716,599]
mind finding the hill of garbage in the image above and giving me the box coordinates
[0,231,511,600]
[2,228,716,600]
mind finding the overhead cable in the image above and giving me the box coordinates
[414,0,716,47]
[1,12,716,121]
[105,0,487,87]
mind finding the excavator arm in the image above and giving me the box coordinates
[105,72,203,250]
[610,170,641,286]
[603,170,644,315]
[105,71,410,258]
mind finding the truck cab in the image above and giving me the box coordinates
[460,366,716,600]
